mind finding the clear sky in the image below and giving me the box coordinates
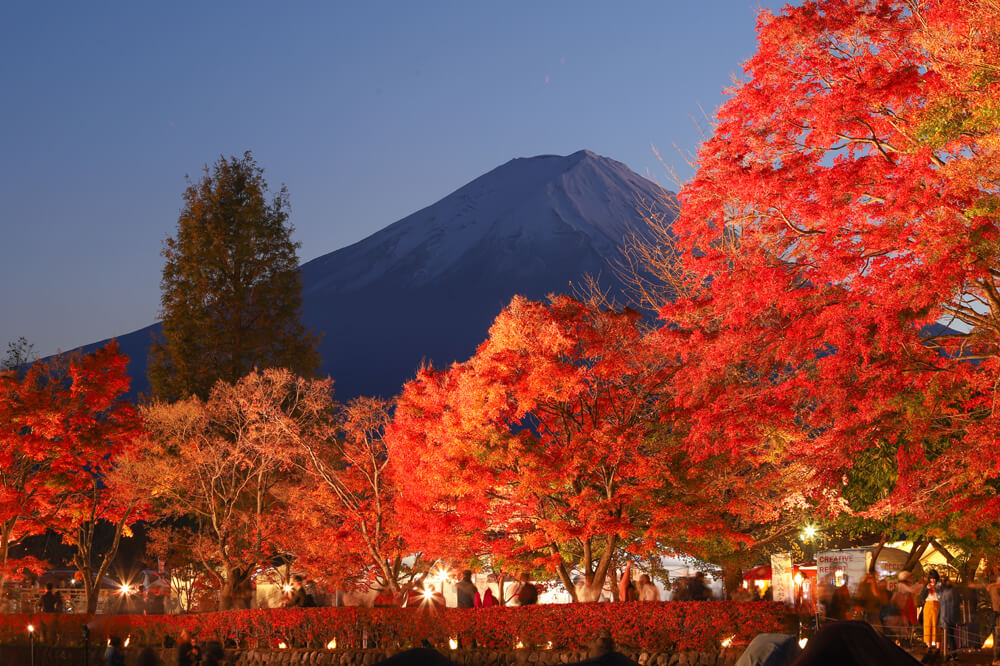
[1,1,784,358]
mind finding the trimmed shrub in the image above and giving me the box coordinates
[0,602,793,652]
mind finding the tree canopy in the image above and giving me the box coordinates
[659,0,1000,535]
[148,151,320,401]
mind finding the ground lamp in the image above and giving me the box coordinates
[27,624,35,666]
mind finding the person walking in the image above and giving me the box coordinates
[456,570,477,609]
[104,635,126,666]
[894,572,920,624]
[284,576,311,607]
[938,575,959,662]
[688,572,710,601]
[985,574,1000,664]
[481,586,499,607]
[515,573,538,606]
[618,563,639,602]
[176,630,200,666]
[638,574,660,602]
[39,583,63,613]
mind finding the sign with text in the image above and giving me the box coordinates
[770,552,794,604]
[817,549,870,595]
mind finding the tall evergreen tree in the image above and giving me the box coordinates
[148,152,320,400]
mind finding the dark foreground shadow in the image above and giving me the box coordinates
[374,648,639,666]
[792,621,921,666]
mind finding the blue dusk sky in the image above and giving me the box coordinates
[1,1,785,358]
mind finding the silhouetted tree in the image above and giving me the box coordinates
[148,152,320,399]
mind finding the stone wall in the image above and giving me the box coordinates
[0,645,744,666]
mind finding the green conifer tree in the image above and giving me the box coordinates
[148,152,320,400]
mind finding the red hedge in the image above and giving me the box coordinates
[0,602,793,652]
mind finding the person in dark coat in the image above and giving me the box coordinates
[688,572,710,601]
[39,583,63,613]
[456,570,477,609]
[937,576,960,661]
[200,639,225,665]
[176,630,201,666]
[104,635,126,666]
[285,575,310,607]
[516,573,538,606]
[137,645,159,666]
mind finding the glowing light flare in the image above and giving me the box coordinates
[434,564,452,587]
[798,637,808,649]
[985,633,995,649]
[802,525,817,540]
[515,640,525,649]
[720,635,735,648]
[422,588,433,601]
[119,583,133,596]
[793,572,804,585]
[327,639,337,649]
[449,638,458,650]
[27,624,35,634]
[278,642,288,649]
[282,584,293,593]
[124,635,131,648]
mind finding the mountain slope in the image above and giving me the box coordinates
[81,150,675,399]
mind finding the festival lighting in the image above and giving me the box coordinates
[798,637,808,649]
[27,624,34,634]
[327,639,337,649]
[449,638,458,650]
[282,584,293,593]
[124,636,131,648]
[119,583,133,595]
[278,642,288,649]
[720,635,734,648]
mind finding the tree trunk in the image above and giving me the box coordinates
[902,538,930,572]
[868,535,887,574]
[963,554,983,583]
[219,566,245,611]
[85,577,100,615]
[588,534,618,599]
[551,545,579,602]
[0,519,12,590]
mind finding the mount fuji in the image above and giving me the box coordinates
[82,150,675,400]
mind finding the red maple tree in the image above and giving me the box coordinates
[135,369,309,609]
[388,296,722,601]
[278,396,423,596]
[0,341,143,612]
[659,0,1000,533]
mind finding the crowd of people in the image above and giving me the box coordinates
[805,569,1000,664]
[362,565,718,609]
